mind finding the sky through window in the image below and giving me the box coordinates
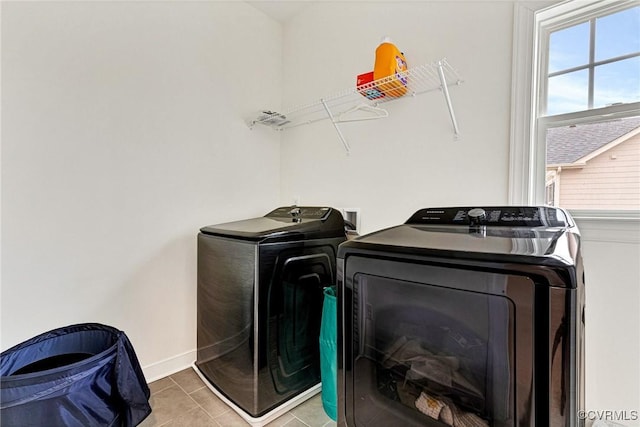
[546,5,640,116]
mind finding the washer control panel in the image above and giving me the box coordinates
[406,206,570,227]
[266,206,333,221]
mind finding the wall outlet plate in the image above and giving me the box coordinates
[342,208,361,233]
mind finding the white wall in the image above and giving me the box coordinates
[1,1,282,380]
[577,219,640,418]
[280,1,514,233]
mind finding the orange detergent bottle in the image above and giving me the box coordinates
[373,36,408,97]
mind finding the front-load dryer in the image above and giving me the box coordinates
[337,206,585,427]
[194,206,347,426]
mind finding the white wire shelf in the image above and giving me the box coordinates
[249,59,463,154]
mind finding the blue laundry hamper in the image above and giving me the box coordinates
[0,323,151,427]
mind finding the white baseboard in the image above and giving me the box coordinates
[142,349,196,383]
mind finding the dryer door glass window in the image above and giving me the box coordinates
[351,274,515,427]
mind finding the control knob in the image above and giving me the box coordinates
[467,208,487,226]
[289,207,302,222]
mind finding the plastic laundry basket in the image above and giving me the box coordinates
[319,286,337,421]
[0,323,151,427]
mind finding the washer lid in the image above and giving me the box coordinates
[200,206,346,242]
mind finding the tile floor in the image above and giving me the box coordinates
[139,368,337,427]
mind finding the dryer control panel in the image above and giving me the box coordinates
[406,206,571,227]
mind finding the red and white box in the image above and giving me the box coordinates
[356,71,385,100]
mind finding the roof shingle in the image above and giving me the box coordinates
[546,116,640,164]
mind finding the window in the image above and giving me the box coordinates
[544,6,640,115]
[510,0,640,216]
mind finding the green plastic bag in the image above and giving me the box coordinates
[319,286,337,421]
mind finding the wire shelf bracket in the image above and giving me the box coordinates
[249,58,463,154]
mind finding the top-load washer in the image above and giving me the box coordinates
[194,206,347,426]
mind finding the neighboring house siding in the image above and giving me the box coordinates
[555,134,640,210]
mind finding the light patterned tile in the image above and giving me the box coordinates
[137,412,159,427]
[190,387,231,418]
[171,367,206,394]
[265,413,297,427]
[138,384,198,427]
[164,407,218,427]
[213,408,252,427]
[282,417,311,427]
[141,372,332,427]
[147,376,175,395]
[290,395,333,427]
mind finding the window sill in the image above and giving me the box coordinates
[569,209,640,222]
[570,210,640,244]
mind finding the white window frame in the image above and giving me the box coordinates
[509,0,640,222]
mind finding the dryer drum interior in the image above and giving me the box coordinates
[359,276,513,425]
